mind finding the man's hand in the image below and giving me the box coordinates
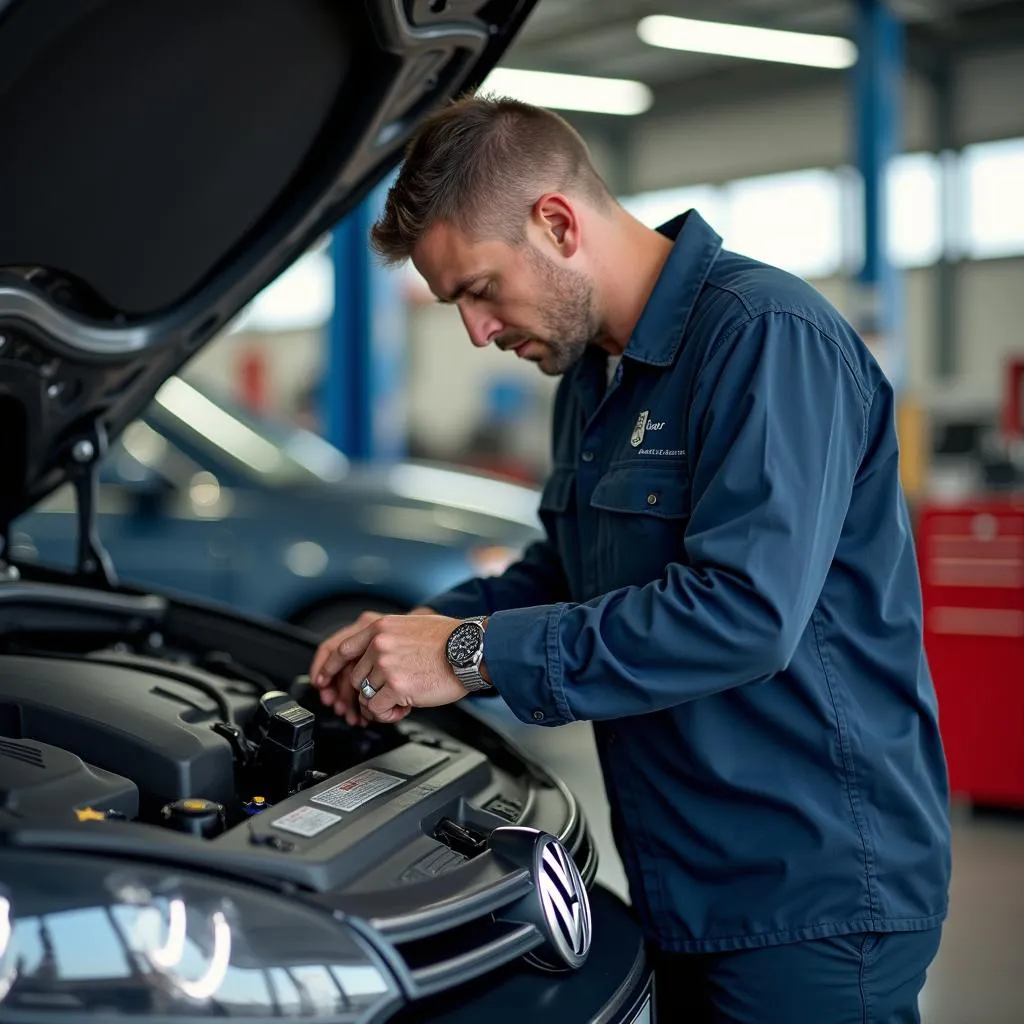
[316,613,472,725]
[309,606,437,725]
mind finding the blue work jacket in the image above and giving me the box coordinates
[427,210,951,954]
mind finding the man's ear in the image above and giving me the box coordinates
[531,192,580,257]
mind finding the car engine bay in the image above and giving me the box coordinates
[0,639,404,833]
[0,577,566,900]
[0,573,622,1017]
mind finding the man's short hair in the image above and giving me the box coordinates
[369,93,614,266]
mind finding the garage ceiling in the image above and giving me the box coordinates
[497,0,1024,115]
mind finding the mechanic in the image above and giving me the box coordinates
[311,95,951,1023]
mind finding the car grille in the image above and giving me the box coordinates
[370,824,598,998]
[368,867,536,997]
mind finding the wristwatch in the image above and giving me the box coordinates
[445,616,492,692]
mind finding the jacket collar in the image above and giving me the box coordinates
[624,208,723,367]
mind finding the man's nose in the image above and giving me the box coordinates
[459,305,502,349]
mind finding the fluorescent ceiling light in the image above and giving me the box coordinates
[481,68,652,116]
[637,15,857,70]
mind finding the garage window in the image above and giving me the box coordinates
[961,137,1024,260]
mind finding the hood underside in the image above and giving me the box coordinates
[0,0,537,530]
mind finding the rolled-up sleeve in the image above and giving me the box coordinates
[483,312,872,726]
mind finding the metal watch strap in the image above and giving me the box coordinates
[453,616,490,692]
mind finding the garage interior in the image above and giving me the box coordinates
[7,0,1023,1020]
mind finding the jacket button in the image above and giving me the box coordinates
[647,493,658,505]
[532,710,545,722]
[581,451,594,463]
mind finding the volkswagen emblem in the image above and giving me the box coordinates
[527,835,593,971]
[488,826,594,972]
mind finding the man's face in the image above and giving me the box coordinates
[412,219,601,376]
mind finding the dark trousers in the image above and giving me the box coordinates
[649,928,942,1024]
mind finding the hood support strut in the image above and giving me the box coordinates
[66,424,118,589]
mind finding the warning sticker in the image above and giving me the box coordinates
[312,768,402,812]
[271,806,341,839]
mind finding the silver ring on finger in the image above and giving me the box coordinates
[359,677,378,700]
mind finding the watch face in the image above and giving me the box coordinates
[447,622,482,668]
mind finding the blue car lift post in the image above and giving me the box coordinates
[852,0,905,394]
[323,180,407,462]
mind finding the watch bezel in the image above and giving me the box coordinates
[446,620,484,669]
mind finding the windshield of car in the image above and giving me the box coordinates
[144,376,349,487]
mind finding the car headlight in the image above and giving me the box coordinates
[0,851,401,1022]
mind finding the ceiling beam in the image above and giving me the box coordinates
[639,62,840,119]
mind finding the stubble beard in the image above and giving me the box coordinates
[521,246,602,376]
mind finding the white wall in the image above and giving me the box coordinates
[954,48,1024,148]
[405,301,558,466]
[946,257,1024,413]
[805,259,1023,415]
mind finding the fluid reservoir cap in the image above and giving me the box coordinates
[161,798,227,838]
[74,807,107,822]
[243,795,271,816]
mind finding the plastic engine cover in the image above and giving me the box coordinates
[0,654,241,811]
[0,736,139,825]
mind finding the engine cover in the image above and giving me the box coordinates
[0,736,138,826]
[0,654,249,812]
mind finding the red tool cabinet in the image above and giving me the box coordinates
[918,497,1024,808]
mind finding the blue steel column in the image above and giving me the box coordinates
[324,179,407,461]
[852,0,906,393]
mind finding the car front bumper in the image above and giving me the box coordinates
[388,884,654,1023]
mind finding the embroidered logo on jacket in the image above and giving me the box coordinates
[630,410,649,447]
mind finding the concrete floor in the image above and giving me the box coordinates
[468,702,1024,1024]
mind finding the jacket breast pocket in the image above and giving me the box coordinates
[589,461,691,591]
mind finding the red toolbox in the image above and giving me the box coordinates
[918,497,1024,808]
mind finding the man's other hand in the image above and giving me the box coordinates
[309,606,436,726]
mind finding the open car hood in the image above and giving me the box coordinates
[0,0,537,534]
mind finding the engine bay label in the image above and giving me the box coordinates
[271,805,342,838]
[312,768,402,812]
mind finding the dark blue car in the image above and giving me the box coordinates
[12,375,543,633]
